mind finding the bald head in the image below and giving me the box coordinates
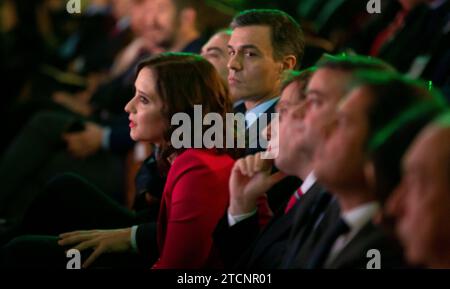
[387,113,450,267]
[201,30,232,84]
[406,122,450,187]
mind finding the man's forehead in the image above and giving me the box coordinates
[402,127,434,174]
[307,69,351,95]
[406,126,450,169]
[204,35,228,49]
[229,26,272,47]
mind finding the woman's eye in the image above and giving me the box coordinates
[139,96,149,104]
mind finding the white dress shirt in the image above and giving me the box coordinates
[244,97,279,128]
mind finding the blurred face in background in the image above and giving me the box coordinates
[130,0,150,36]
[300,68,351,158]
[111,0,132,20]
[314,87,371,192]
[273,80,309,176]
[141,0,180,48]
[201,32,231,84]
[387,126,450,267]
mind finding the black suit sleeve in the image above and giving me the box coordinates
[213,212,260,268]
[135,222,159,264]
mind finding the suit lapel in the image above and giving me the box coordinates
[325,221,379,269]
[280,185,333,268]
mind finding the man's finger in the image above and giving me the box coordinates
[59,233,95,246]
[234,159,248,177]
[72,239,99,252]
[267,171,288,187]
[244,155,255,176]
[59,231,87,238]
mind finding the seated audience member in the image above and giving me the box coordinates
[387,111,450,268]
[226,9,304,152]
[215,54,396,269]
[215,69,317,268]
[224,9,306,214]
[201,29,232,83]
[293,72,446,269]
[0,0,230,230]
[1,53,236,269]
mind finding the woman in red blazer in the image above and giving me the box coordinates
[125,52,236,269]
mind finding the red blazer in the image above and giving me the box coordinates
[152,149,234,269]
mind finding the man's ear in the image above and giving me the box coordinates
[364,160,376,192]
[180,8,197,29]
[282,55,297,71]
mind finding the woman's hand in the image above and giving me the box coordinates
[58,228,132,268]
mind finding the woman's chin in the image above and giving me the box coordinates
[130,133,139,142]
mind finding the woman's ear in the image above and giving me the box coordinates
[364,160,376,192]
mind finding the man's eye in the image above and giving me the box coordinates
[245,52,256,57]
[228,50,236,56]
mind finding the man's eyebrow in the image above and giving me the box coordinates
[227,44,262,52]
[206,47,224,54]
[305,89,324,97]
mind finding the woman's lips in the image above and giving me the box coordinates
[129,121,136,128]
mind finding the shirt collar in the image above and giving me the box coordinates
[233,100,245,108]
[341,201,380,233]
[245,97,279,128]
[300,172,317,195]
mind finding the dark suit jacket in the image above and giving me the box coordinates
[324,221,405,269]
[288,201,406,269]
[214,182,331,269]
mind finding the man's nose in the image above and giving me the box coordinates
[227,53,242,72]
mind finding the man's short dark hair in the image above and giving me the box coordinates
[281,67,316,92]
[316,53,396,73]
[230,9,305,69]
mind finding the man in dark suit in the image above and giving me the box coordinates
[290,71,446,269]
[215,54,397,269]
[226,9,304,153]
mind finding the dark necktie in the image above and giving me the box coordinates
[306,217,350,269]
